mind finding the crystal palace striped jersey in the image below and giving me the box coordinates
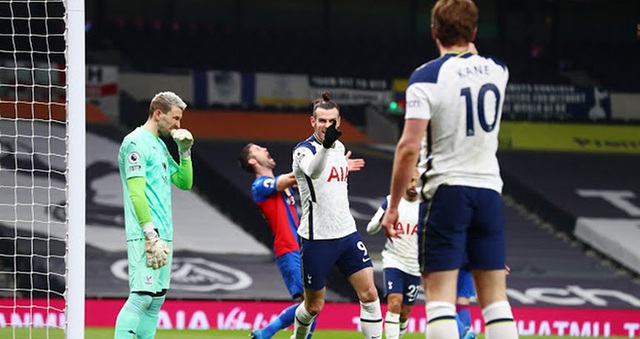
[252,175,300,256]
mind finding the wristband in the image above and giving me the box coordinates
[142,222,157,239]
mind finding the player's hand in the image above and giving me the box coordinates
[171,129,194,159]
[143,223,171,269]
[380,209,401,241]
[322,122,342,149]
[145,237,171,269]
[346,150,365,172]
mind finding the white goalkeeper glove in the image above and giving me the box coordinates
[143,223,171,269]
[171,129,194,159]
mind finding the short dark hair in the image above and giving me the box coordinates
[312,92,340,118]
[238,143,256,173]
[431,0,478,47]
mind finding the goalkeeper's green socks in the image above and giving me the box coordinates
[114,293,152,339]
[136,295,166,339]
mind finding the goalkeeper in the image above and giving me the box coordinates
[114,91,194,339]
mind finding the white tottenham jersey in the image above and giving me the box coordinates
[405,52,509,199]
[292,136,356,240]
[367,196,420,276]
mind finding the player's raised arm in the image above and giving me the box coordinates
[297,121,340,179]
[171,128,194,159]
[170,128,194,190]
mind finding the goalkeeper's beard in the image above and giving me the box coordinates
[159,128,173,138]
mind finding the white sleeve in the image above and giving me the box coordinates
[294,146,328,179]
[404,83,433,120]
[366,206,386,235]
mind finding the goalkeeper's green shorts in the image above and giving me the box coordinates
[126,239,173,293]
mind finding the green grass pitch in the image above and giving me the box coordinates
[0,328,629,338]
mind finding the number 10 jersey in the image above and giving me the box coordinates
[405,51,509,200]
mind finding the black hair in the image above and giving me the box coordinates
[238,143,256,173]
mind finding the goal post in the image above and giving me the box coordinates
[66,0,86,338]
[0,0,85,338]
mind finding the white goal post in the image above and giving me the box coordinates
[0,0,85,338]
[67,0,85,337]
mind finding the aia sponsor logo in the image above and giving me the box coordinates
[394,222,418,235]
[327,166,348,182]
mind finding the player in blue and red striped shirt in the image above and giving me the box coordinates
[239,143,312,339]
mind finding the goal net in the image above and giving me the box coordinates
[0,0,85,338]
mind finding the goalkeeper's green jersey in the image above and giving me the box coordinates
[118,127,179,241]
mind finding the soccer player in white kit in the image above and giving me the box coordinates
[367,169,421,339]
[368,169,477,339]
[381,1,519,338]
[291,92,382,339]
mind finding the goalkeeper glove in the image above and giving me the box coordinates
[143,223,171,269]
[322,122,342,149]
[171,129,194,159]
